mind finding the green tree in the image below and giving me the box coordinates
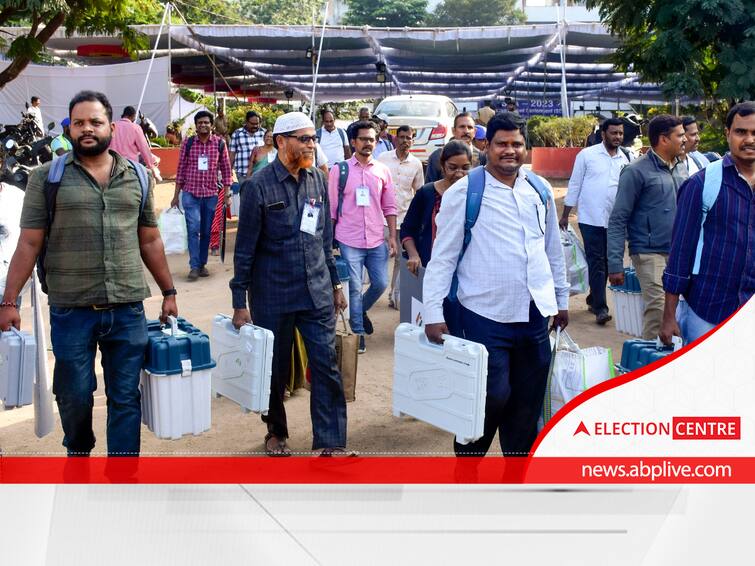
[585,0,755,101]
[171,0,243,24]
[239,0,324,25]
[427,0,525,27]
[343,0,428,27]
[0,0,164,89]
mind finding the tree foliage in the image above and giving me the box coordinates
[343,0,428,28]
[170,0,243,24]
[427,0,526,27]
[585,0,755,101]
[239,0,325,25]
[0,0,164,89]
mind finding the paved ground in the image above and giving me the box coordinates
[0,178,631,456]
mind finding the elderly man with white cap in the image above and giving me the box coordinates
[230,112,350,457]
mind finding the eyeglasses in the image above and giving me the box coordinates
[282,134,319,144]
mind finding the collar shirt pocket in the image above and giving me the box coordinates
[515,186,547,242]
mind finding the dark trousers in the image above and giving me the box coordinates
[453,302,551,457]
[253,303,347,450]
[579,222,609,315]
[50,303,148,456]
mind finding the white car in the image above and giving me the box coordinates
[373,95,458,163]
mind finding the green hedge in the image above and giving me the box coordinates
[529,115,598,148]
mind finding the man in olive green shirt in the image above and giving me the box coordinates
[0,90,178,457]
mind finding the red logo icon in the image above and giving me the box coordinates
[574,421,590,436]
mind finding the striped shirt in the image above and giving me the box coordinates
[663,154,755,324]
[229,127,266,176]
[19,151,157,307]
[175,134,233,198]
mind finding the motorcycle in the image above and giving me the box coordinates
[0,117,55,189]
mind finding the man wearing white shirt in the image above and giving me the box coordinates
[317,109,351,166]
[560,118,631,325]
[378,125,425,308]
[423,113,569,457]
[681,116,711,175]
[27,96,45,139]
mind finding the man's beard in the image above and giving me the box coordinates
[286,145,314,169]
[73,134,112,157]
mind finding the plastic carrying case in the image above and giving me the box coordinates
[0,328,36,408]
[211,314,274,414]
[393,323,488,444]
[608,267,645,337]
[140,316,215,440]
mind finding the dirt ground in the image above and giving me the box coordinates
[0,178,630,457]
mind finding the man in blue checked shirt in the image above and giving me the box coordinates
[660,102,755,346]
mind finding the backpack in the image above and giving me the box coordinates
[335,160,350,223]
[317,127,347,147]
[619,146,633,162]
[37,154,150,294]
[691,158,724,275]
[448,166,551,301]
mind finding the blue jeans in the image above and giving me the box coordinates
[338,241,389,335]
[454,302,551,457]
[182,191,218,270]
[254,304,347,449]
[677,299,716,345]
[50,303,148,456]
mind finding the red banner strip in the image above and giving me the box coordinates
[1,457,752,484]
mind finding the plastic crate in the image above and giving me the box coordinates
[140,316,215,440]
[617,339,676,373]
[211,314,274,414]
[0,328,36,408]
[393,323,487,444]
[608,267,645,337]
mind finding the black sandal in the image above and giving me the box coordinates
[264,433,292,457]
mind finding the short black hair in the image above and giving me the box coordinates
[453,112,474,127]
[681,116,697,129]
[601,117,624,132]
[69,90,113,122]
[349,120,377,140]
[31,96,40,104]
[396,125,413,137]
[486,111,527,142]
[194,110,214,125]
[122,106,137,119]
[246,110,260,122]
[440,140,472,164]
[725,102,755,129]
[648,114,682,147]
[321,108,335,118]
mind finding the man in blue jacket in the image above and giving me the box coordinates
[660,102,755,345]
[607,115,688,339]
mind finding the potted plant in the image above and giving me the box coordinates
[529,115,597,178]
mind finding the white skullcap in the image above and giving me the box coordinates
[272,111,315,134]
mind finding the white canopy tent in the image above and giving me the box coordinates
[0,57,171,133]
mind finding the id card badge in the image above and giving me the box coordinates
[356,186,370,207]
[300,202,320,235]
[198,155,209,171]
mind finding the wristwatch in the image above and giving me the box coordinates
[333,283,343,291]
[162,288,178,297]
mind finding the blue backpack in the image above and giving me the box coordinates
[37,153,150,293]
[691,157,724,275]
[448,166,551,301]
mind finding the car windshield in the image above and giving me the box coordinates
[376,101,442,118]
